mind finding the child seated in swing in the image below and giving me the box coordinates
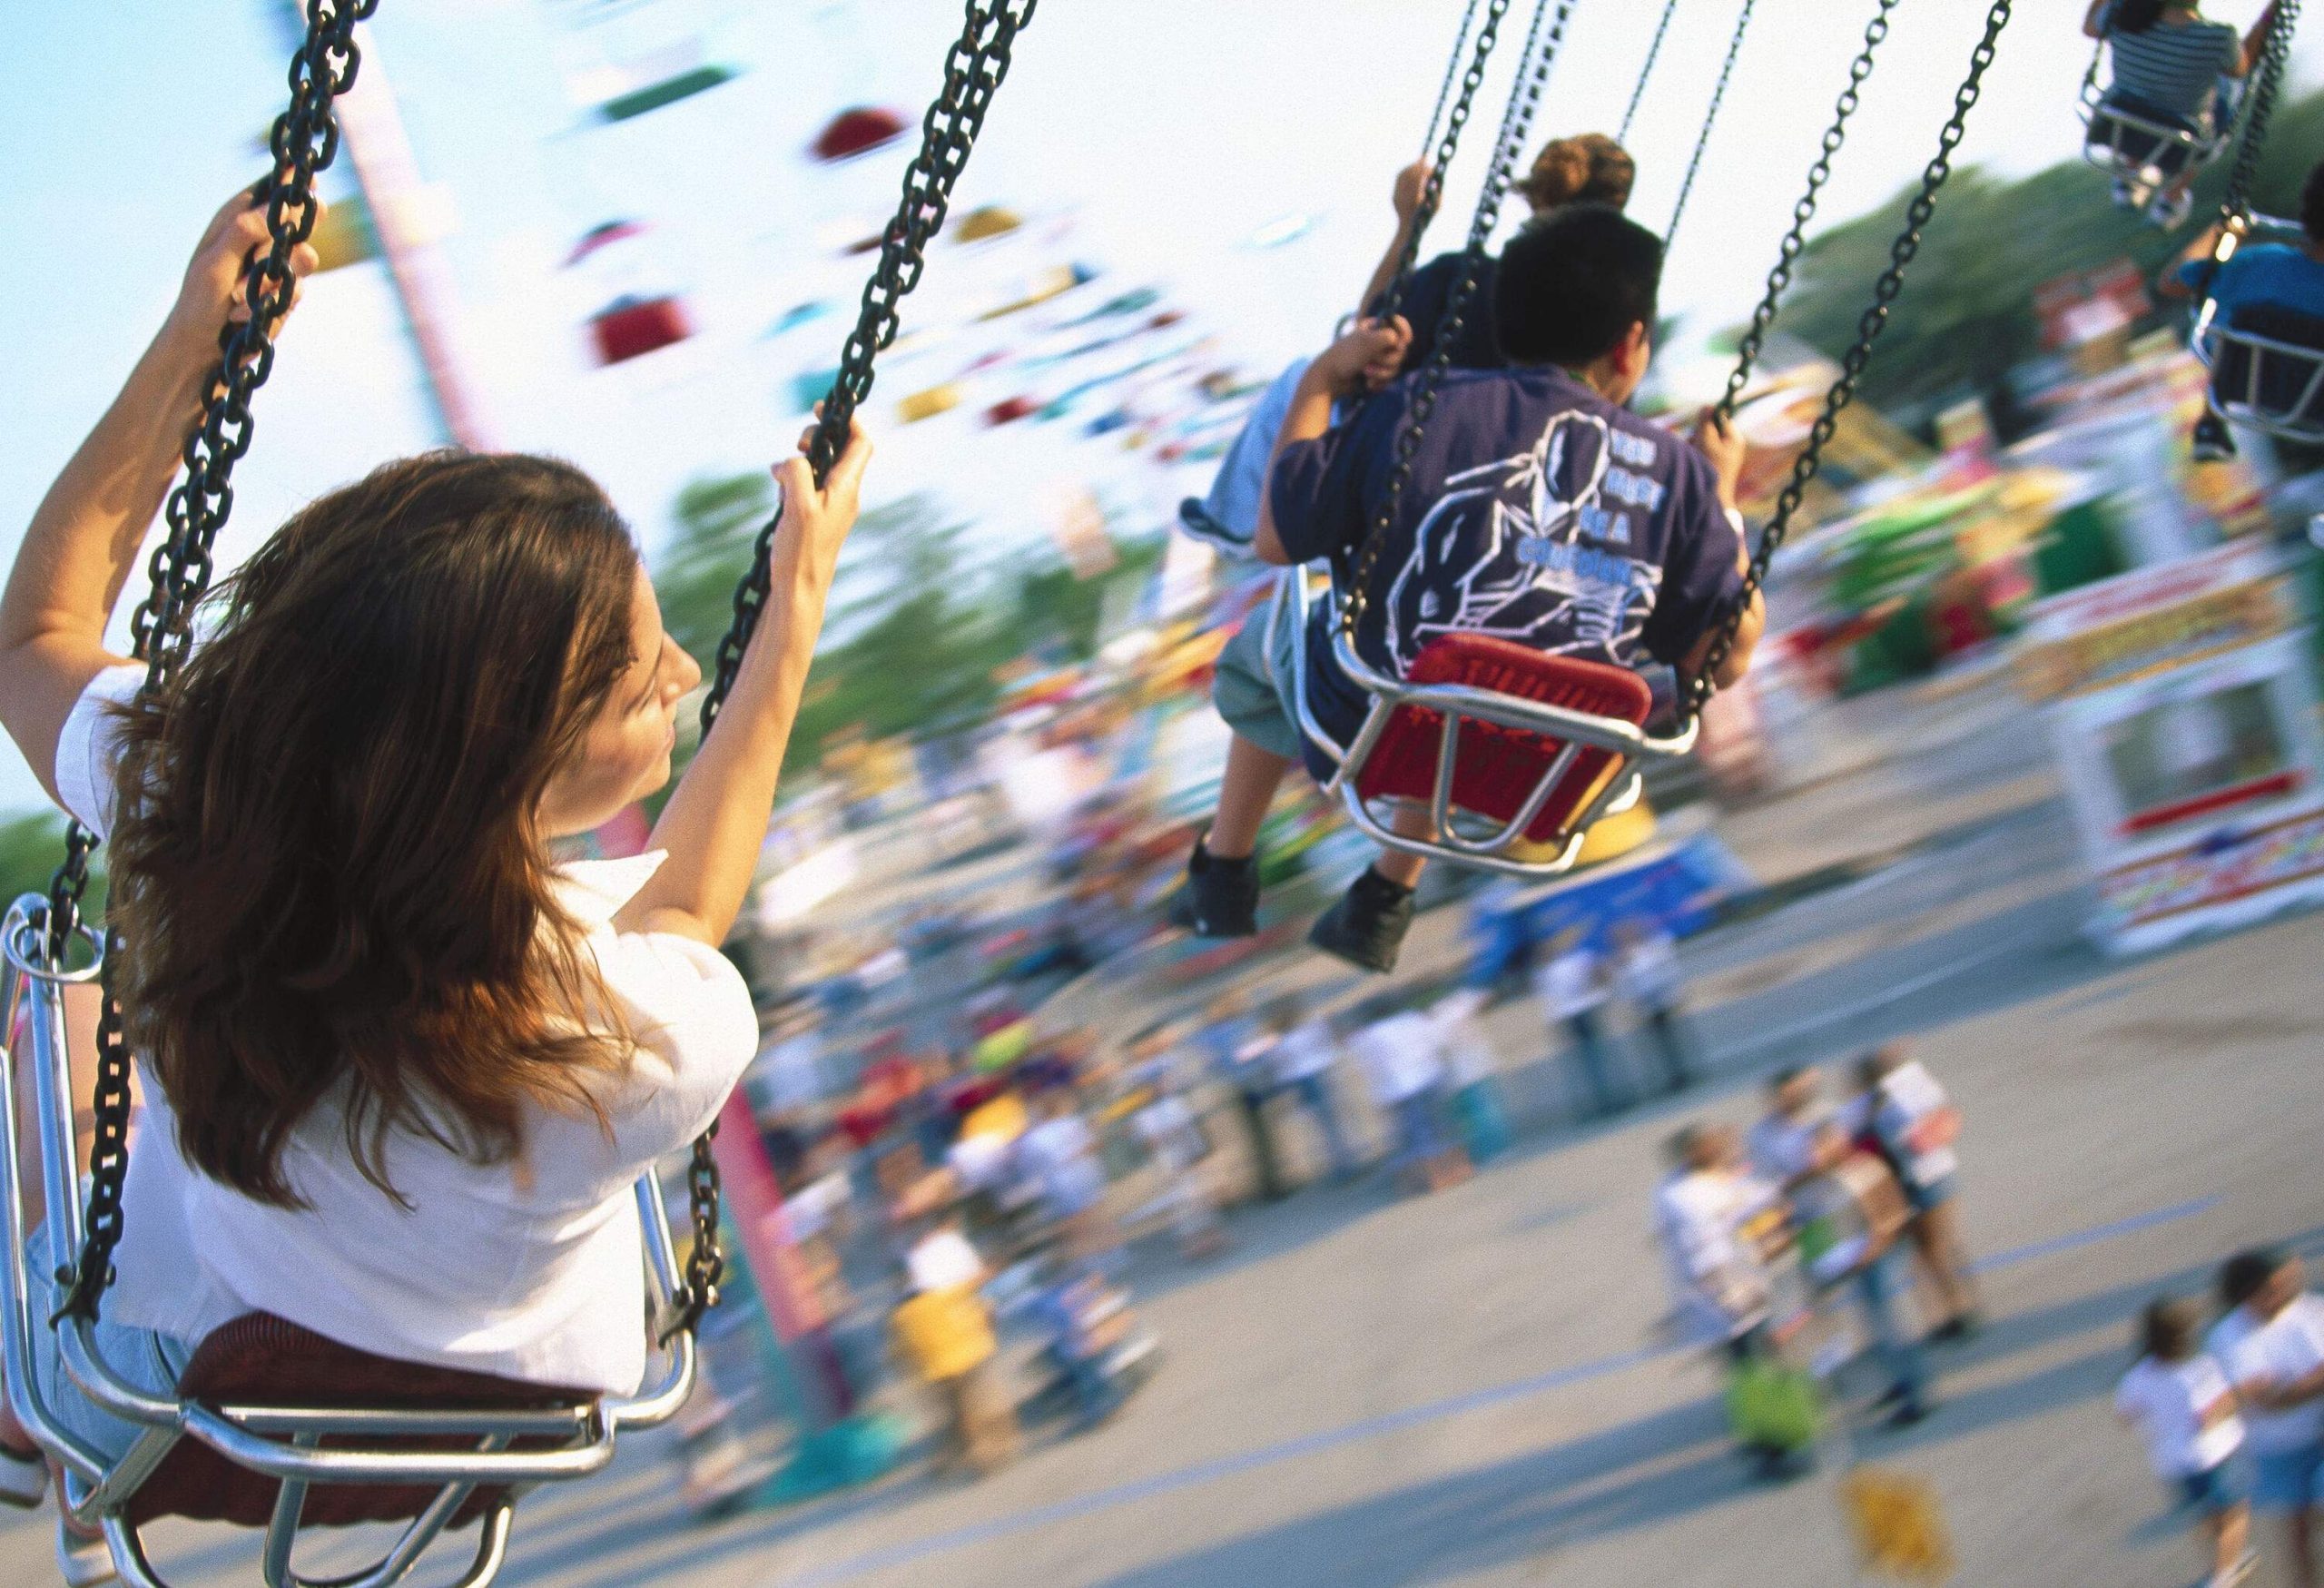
[2083,0,2279,228]
[1171,205,1762,973]
[2159,156,2324,460]
[0,190,870,1573]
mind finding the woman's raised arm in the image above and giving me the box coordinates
[616,420,872,947]
[0,192,316,808]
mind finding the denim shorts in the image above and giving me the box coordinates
[2179,1460,2246,1516]
[2252,1444,2324,1512]
[20,1222,193,1469]
[1906,1174,1955,1216]
[1210,606,1305,764]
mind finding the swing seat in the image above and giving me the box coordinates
[2200,300,2324,439]
[1277,572,1696,880]
[126,1313,591,1530]
[590,296,693,366]
[1353,636,1653,847]
[2080,94,2224,186]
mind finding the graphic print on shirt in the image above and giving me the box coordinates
[1381,409,1664,677]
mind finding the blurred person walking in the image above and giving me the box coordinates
[1536,928,1629,1120]
[2214,1249,2324,1588]
[1017,1089,1118,1267]
[893,1217,1019,1477]
[1854,1044,1980,1342]
[1613,916,1695,1094]
[1432,984,1512,1163]
[1796,1121,1933,1427]
[1748,1066,1829,1195]
[1200,991,1289,1203]
[1270,995,1358,1182]
[2119,1296,2255,1588]
[1128,1034,1226,1260]
[1351,999,1468,1193]
[1654,1125,1808,1480]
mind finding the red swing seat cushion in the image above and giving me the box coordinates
[125,1313,594,1530]
[1351,636,1654,846]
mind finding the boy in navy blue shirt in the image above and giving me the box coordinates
[1173,205,1762,973]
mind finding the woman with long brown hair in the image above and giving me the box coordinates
[0,189,870,1563]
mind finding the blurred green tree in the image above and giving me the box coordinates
[1773,86,2324,418]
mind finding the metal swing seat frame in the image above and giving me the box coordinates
[2078,94,2230,189]
[1,899,698,1588]
[1275,567,1697,881]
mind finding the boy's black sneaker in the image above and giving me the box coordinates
[1307,867,1416,974]
[2191,411,2238,464]
[1176,497,1256,558]
[1167,838,1259,938]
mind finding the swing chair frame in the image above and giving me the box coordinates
[1277,571,1695,880]
[2,899,698,1588]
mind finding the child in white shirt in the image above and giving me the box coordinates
[2118,1296,2254,1588]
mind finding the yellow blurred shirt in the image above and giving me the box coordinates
[892,1286,998,1383]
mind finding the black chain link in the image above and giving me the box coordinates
[1344,0,1577,644]
[1665,0,1757,246]
[1620,0,1683,144]
[671,0,1038,1342]
[1375,0,1515,330]
[1421,0,1488,159]
[2196,0,2301,294]
[46,0,377,1325]
[1716,0,1899,424]
[1686,0,2014,717]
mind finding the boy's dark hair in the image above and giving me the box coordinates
[2302,159,2324,243]
[2140,1295,2201,1362]
[2110,0,2166,33]
[2220,1248,2286,1310]
[1495,203,1663,370]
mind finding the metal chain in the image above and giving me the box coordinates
[672,0,1039,1342]
[1664,0,1756,247]
[1620,0,1684,144]
[47,0,377,1325]
[1375,0,1516,329]
[1685,0,2014,717]
[1716,0,1900,422]
[2201,0,2300,287]
[1344,0,1578,644]
[1422,0,1488,159]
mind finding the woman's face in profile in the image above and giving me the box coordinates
[537,563,700,838]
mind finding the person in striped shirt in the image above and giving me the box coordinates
[2083,0,2282,228]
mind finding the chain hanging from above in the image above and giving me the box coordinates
[44,0,379,1327]
[1420,0,1489,159]
[1343,0,1581,645]
[1375,0,1517,329]
[2195,0,2303,294]
[1664,0,1757,246]
[670,0,1039,1343]
[1716,0,1901,424]
[1684,0,2015,718]
[1620,0,1684,144]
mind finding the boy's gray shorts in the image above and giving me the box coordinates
[1210,605,1305,764]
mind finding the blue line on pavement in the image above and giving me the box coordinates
[773,1195,2221,1587]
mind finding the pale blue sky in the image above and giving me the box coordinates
[1,0,2313,816]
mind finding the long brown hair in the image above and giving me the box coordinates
[107,452,643,1207]
[1519,133,1636,213]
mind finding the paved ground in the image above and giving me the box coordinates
[8,669,2324,1587]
